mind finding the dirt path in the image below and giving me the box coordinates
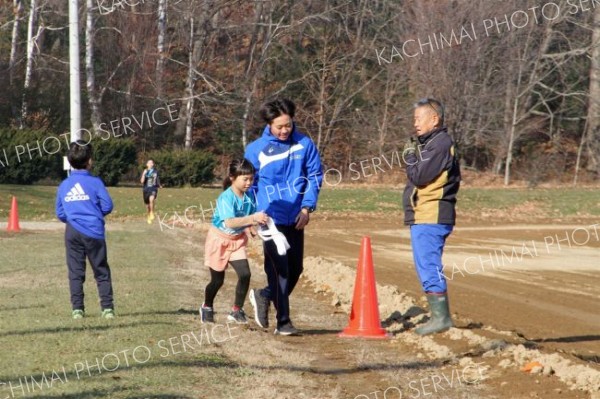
[156,218,599,399]
[305,219,600,358]
[166,227,492,399]
[303,216,600,398]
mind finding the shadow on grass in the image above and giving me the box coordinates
[0,304,47,312]
[0,354,441,389]
[122,308,199,317]
[0,267,28,275]
[0,320,173,338]
[14,385,195,399]
[0,358,238,390]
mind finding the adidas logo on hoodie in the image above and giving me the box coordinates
[64,183,90,202]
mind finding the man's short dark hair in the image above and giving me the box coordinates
[415,98,445,126]
[67,141,92,170]
[260,98,296,124]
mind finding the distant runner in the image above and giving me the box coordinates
[140,159,161,224]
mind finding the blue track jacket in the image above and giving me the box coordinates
[244,125,323,226]
[55,170,114,239]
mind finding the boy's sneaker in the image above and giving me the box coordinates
[149,212,155,221]
[249,288,269,328]
[101,309,115,319]
[72,309,85,319]
[200,305,214,323]
[147,214,153,224]
[274,321,299,336]
[227,308,248,324]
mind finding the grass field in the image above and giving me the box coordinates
[0,224,239,399]
[1,184,599,220]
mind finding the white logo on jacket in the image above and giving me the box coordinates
[258,143,304,168]
[64,183,90,202]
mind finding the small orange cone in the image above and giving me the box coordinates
[338,236,389,338]
[7,196,21,232]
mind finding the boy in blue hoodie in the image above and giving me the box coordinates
[56,140,115,319]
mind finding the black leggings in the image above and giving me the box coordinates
[204,259,251,309]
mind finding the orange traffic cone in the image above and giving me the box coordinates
[7,196,21,232]
[338,236,389,338]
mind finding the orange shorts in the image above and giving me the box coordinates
[204,226,248,271]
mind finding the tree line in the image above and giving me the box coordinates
[1,0,599,186]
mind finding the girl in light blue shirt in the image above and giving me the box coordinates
[201,159,267,324]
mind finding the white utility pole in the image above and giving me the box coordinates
[69,0,82,142]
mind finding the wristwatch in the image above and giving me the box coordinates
[302,206,314,213]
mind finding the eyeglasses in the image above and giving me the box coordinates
[416,98,444,121]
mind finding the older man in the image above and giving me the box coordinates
[403,98,461,335]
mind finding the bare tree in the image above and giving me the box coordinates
[240,0,275,149]
[0,0,596,184]
[85,0,102,134]
[156,0,167,100]
[585,4,600,175]
[184,16,194,149]
[9,0,23,87]
[374,67,406,154]
[20,0,41,126]
[173,0,229,148]
[300,0,384,156]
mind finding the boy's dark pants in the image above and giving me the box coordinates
[65,223,114,311]
[261,225,304,327]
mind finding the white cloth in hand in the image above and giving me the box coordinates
[257,217,290,256]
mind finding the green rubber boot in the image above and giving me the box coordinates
[415,293,453,335]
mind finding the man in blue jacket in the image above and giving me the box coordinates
[403,98,461,335]
[56,141,115,319]
[245,98,323,335]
